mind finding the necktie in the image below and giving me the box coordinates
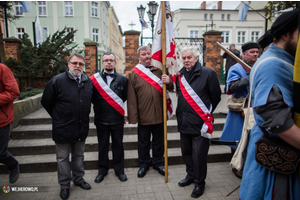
[145,66,152,69]
[76,77,80,84]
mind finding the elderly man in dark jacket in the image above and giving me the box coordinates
[222,44,240,93]
[41,53,93,200]
[91,51,128,183]
[176,47,221,198]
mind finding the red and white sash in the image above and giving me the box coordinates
[178,74,213,138]
[132,64,173,119]
[90,73,125,116]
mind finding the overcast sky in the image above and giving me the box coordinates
[110,1,241,37]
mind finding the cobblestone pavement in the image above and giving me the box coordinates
[0,162,241,200]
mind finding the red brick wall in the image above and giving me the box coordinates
[18,77,51,92]
[203,30,222,82]
[84,42,98,77]
[3,38,99,91]
[124,30,140,77]
[4,37,21,62]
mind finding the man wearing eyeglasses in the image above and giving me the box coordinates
[41,53,93,200]
[91,51,128,183]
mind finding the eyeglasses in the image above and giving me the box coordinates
[69,61,85,66]
[103,59,115,63]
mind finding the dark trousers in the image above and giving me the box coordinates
[55,141,85,190]
[0,125,18,171]
[138,123,164,168]
[224,70,229,93]
[96,123,124,175]
[180,133,209,187]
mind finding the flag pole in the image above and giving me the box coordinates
[160,1,168,183]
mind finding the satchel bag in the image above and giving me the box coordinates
[230,91,253,171]
[230,58,266,171]
[255,126,300,174]
[227,95,247,112]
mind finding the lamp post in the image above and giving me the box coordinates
[147,1,159,40]
[137,4,146,46]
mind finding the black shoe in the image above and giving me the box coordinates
[178,178,194,187]
[9,164,20,184]
[74,181,91,190]
[94,172,108,183]
[191,186,205,198]
[118,174,128,182]
[153,165,165,176]
[137,167,148,178]
[60,189,69,200]
[232,168,243,179]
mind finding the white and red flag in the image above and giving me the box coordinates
[151,1,177,83]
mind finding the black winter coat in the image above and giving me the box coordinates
[176,61,221,135]
[41,69,93,143]
[92,71,128,125]
[222,49,240,71]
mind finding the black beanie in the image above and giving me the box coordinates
[242,42,259,52]
[259,8,299,48]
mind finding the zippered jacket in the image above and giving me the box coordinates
[0,64,20,128]
[41,69,93,143]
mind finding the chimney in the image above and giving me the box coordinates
[201,1,206,10]
[218,1,222,10]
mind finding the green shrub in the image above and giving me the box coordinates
[18,88,44,100]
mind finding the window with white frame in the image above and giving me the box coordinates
[237,31,246,44]
[92,28,99,43]
[17,28,25,39]
[15,2,23,16]
[189,30,202,43]
[221,31,230,44]
[227,14,230,20]
[91,2,98,17]
[204,14,207,20]
[190,30,199,38]
[251,31,260,42]
[221,14,225,20]
[66,27,75,42]
[38,1,47,16]
[65,1,73,16]
[210,14,213,20]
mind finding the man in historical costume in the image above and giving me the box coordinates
[176,47,221,198]
[127,45,174,178]
[222,44,240,93]
[239,8,300,199]
[41,53,93,200]
[91,51,128,183]
[219,41,259,178]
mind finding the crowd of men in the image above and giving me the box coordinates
[1,8,299,200]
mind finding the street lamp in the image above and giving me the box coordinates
[137,4,146,19]
[137,4,146,45]
[147,1,159,40]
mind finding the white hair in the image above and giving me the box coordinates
[181,47,198,57]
